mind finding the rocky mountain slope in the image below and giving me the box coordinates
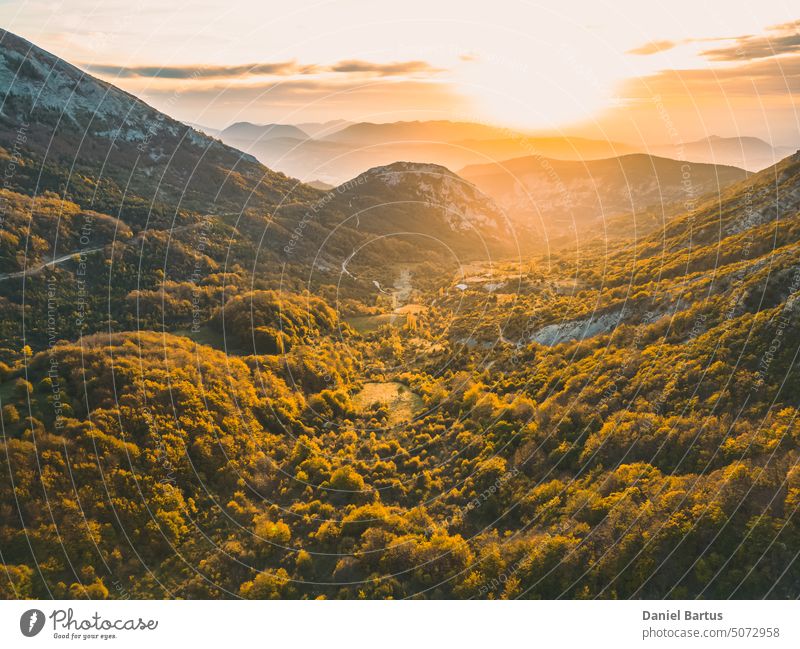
[322,162,515,253]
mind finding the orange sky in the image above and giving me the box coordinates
[2,0,798,145]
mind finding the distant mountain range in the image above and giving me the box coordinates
[211,119,793,186]
[213,119,640,184]
[295,119,352,138]
[651,135,795,172]
[320,120,513,144]
[221,122,309,142]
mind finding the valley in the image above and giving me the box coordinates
[0,26,799,602]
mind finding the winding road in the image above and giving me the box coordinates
[0,223,199,282]
[0,247,104,282]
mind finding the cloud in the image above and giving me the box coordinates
[146,78,460,105]
[700,19,800,62]
[621,54,800,99]
[627,40,678,56]
[139,78,469,128]
[328,59,443,76]
[83,61,308,79]
[591,53,800,146]
[701,32,800,62]
[627,21,800,61]
[83,59,442,80]
[768,19,800,32]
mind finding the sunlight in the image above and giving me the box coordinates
[457,51,618,130]
[1,0,800,622]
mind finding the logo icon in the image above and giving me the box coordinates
[20,609,45,637]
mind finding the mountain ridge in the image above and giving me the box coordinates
[459,151,750,248]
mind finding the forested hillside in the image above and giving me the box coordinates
[1,29,799,600]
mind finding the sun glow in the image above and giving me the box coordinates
[3,0,798,142]
[454,48,621,130]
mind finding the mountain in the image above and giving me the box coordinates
[0,30,514,267]
[541,149,800,353]
[322,162,514,256]
[221,122,310,142]
[460,153,749,247]
[295,119,352,137]
[652,135,795,172]
[321,120,513,144]
[306,179,335,191]
[0,29,318,228]
[654,148,800,251]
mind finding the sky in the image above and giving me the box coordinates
[1,0,799,145]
